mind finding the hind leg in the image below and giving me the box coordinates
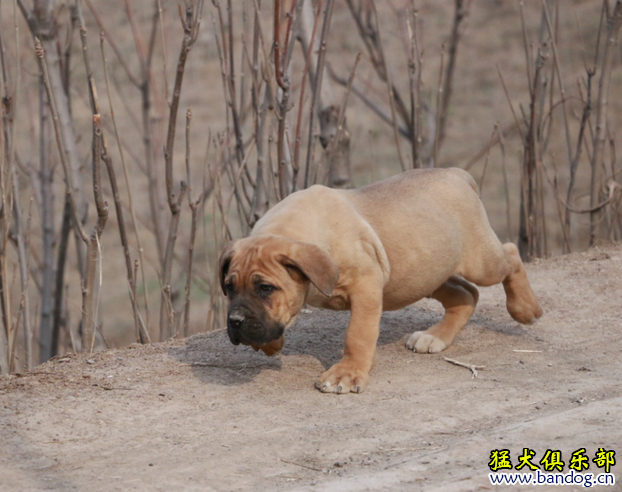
[463,242,543,324]
[500,243,543,324]
[406,276,479,353]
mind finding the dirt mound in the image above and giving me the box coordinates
[1,244,621,491]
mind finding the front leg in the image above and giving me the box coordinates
[316,282,383,394]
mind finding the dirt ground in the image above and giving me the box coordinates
[1,243,621,491]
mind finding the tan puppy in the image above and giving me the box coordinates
[219,168,543,394]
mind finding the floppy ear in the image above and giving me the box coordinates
[218,240,237,295]
[277,242,340,297]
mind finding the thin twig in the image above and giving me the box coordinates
[479,124,497,196]
[443,357,485,379]
[100,30,151,341]
[160,1,203,341]
[328,63,410,139]
[590,0,622,245]
[280,458,324,473]
[293,0,322,190]
[83,0,141,87]
[35,39,88,244]
[304,0,335,188]
[433,43,445,166]
[82,115,109,353]
[182,109,202,338]
[438,0,471,148]
[324,53,360,161]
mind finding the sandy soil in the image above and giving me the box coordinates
[1,243,621,492]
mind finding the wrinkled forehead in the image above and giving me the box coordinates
[227,242,283,286]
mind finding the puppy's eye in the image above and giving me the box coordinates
[225,282,235,296]
[257,283,276,298]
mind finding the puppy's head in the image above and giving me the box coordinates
[218,235,339,355]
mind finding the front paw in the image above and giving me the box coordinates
[316,360,370,394]
[406,331,447,353]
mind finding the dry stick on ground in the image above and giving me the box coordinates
[159,1,203,342]
[304,0,335,188]
[590,0,622,246]
[443,357,485,379]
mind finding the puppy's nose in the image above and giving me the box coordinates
[228,311,246,328]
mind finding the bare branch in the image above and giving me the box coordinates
[292,0,322,190]
[35,38,88,243]
[590,0,622,245]
[304,0,335,188]
[82,115,109,353]
[438,0,471,148]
